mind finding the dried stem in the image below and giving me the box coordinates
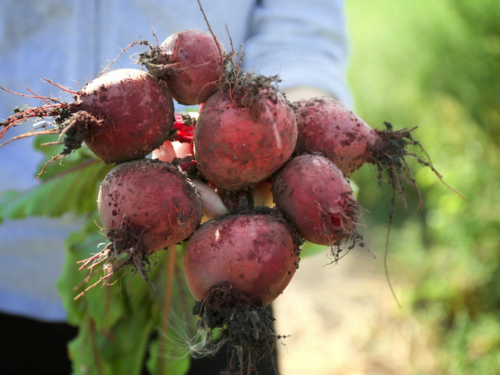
[37,154,62,180]
[101,40,153,74]
[0,129,59,148]
[196,0,224,64]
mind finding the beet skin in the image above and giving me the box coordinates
[194,91,297,191]
[293,97,380,175]
[143,30,226,105]
[79,69,174,164]
[272,154,359,246]
[98,159,203,253]
[183,211,300,305]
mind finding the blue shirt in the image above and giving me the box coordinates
[0,0,351,321]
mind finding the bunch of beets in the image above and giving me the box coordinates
[0,29,454,375]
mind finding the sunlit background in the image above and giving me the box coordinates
[275,0,500,373]
[2,1,498,374]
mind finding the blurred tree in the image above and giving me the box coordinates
[347,0,500,373]
[422,0,500,140]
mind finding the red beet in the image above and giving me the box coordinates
[98,159,203,256]
[76,158,203,292]
[0,69,175,165]
[79,69,174,163]
[184,209,300,305]
[272,154,359,247]
[293,97,381,175]
[140,30,226,105]
[183,208,302,374]
[194,90,297,191]
[293,97,463,208]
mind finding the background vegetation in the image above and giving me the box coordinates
[346,0,500,373]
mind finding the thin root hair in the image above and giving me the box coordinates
[153,312,228,360]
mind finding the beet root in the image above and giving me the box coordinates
[194,90,297,191]
[78,69,175,163]
[183,208,302,374]
[293,97,381,175]
[272,154,361,256]
[75,159,203,288]
[139,30,226,105]
[184,208,301,305]
[293,97,463,207]
[0,69,175,166]
[99,159,203,253]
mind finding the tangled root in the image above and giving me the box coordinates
[0,96,103,178]
[372,121,463,210]
[370,122,464,307]
[74,219,158,300]
[192,281,280,375]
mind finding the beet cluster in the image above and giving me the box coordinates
[0,27,450,375]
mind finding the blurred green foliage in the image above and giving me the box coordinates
[346,0,500,373]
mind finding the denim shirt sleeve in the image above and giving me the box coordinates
[242,0,353,108]
[0,0,353,322]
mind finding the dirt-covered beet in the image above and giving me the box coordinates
[0,69,175,165]
[98,159,203,255]
[184,209,301,305]
[272,154,359,247]
[78,69,175,163]
[293,97,381,175]
[293,97,463,209]
[194,90,297,191]
[183,207,302,374]
[140,30,226,105]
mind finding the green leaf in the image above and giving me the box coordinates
[68,306,157,375]
[33,134,98,181]
[60,218,156,375]
[147,332,192,375]
[58,217,101,325]
[146,244,196,375]
[58,216,127,328]
[97,305,157,375]
[59,217,195,375]
[300,241,327,258]
[0,161,111,220]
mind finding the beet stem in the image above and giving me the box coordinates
[158,246,176,374]
[196,0,224,64]
[101,40,153,74]
[0,129,59,148]
[44,78,79,95]
[89,318,104,375]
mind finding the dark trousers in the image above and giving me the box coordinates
[0,308,278,375]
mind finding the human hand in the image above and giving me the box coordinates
[282,86,331,102]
